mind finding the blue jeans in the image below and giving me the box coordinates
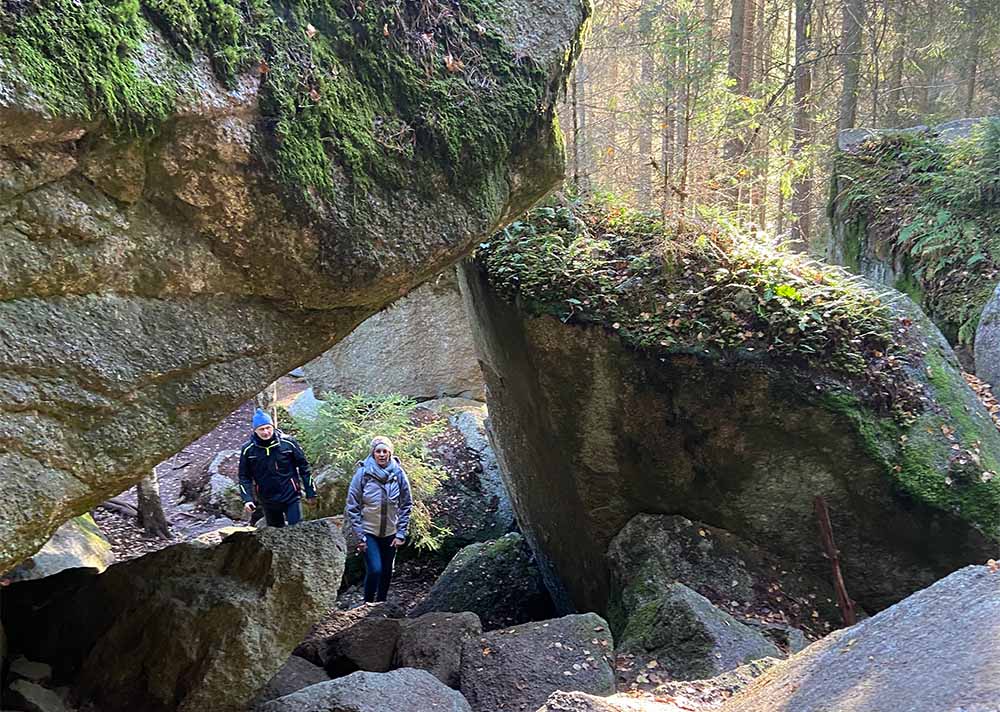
[263,500,302,527]
[363,534,397,603]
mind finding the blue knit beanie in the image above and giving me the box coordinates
[252,408,273,430]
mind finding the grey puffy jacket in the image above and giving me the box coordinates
[345,456,413,540]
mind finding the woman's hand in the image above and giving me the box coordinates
[391,538,404,548]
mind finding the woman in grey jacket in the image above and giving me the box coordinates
[345,436,414,603]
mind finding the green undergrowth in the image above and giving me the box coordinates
[834,120,1000,344]
[295,392,450,550]
[478,196,922,419]
[0,0,555,210]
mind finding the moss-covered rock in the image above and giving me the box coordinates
[412,532,554,630]
[617,582,780,682]
[0,0,588,574]
[460,200,1000,616]
[827,118,1000,354]
[3,514,115,582]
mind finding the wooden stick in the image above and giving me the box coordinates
[814,495,857,626]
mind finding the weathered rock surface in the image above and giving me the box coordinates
[304,268,485,400]
[461,255,1000,615]
[719,565,1000,712]
[3,514,114,582]
[252,656,330,707]
[293,602,404,675]
[459,613,615,712]
[448,405,517,535]
[2,520,346,712]
[321,611,402,677]
[0,0,588,574]
[975,281,1000,391]
[413,533,554,630]
[178,449,244,520]
[258,668,472,712]
[395,611,482,688]
[607,514,838,634]
[5,678,71,712]
[536,691,679,711]
[616,582,780,681]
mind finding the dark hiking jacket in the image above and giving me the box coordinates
[238,431,316,506]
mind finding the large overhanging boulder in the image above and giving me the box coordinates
[460,200,1000,615]
[0,0,589,573]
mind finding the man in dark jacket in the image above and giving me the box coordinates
[238,408,316,527]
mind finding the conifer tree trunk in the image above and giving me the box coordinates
[790,0,815,248]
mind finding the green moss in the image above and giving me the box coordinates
[478,198,920,418]
[834,121,1000,345]
[0,0,175,130]
[820,355,1000,536]
[0,0,570,213]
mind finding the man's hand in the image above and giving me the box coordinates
[304,496,317,508]
[357,540,368,553]
[391,538,405,548]
[244,502,256,514]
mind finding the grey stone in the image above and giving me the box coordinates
[303,268,485,401]
[536,691,678,711]
[9,657,53,683]
[413,534,553,630]
[975,281,1000,391]
[287,387,322,422]
[719,566,1000,712]
[3,520,345,712]
[460,260,1000,616]
[449,408,516,534]
[616,583,780,681]
[459,613,615,712]
[292,602,405,675]
[607,514,837,634]
[179,450,244,520]
[5,679,70,712]
[322,614,401,677]
[258,668,472,712]
[252,656,329,707]
[395,611,482,688]
[0,0,588,575]
[3,515,114,582]
[288,367,306,378]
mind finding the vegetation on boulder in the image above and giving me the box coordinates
[0,0,567,210]
[478,197,918,418]
[475,197,1000,538]
[832,120,1000,345]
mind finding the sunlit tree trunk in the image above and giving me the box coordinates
[137,470,170,539]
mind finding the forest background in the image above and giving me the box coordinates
[558,0,1000,252]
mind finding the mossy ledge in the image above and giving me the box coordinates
[830,119,1000,346]
[476,198,1000,538]
[0,0,587,212]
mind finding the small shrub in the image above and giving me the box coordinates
[295,393,450,550]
